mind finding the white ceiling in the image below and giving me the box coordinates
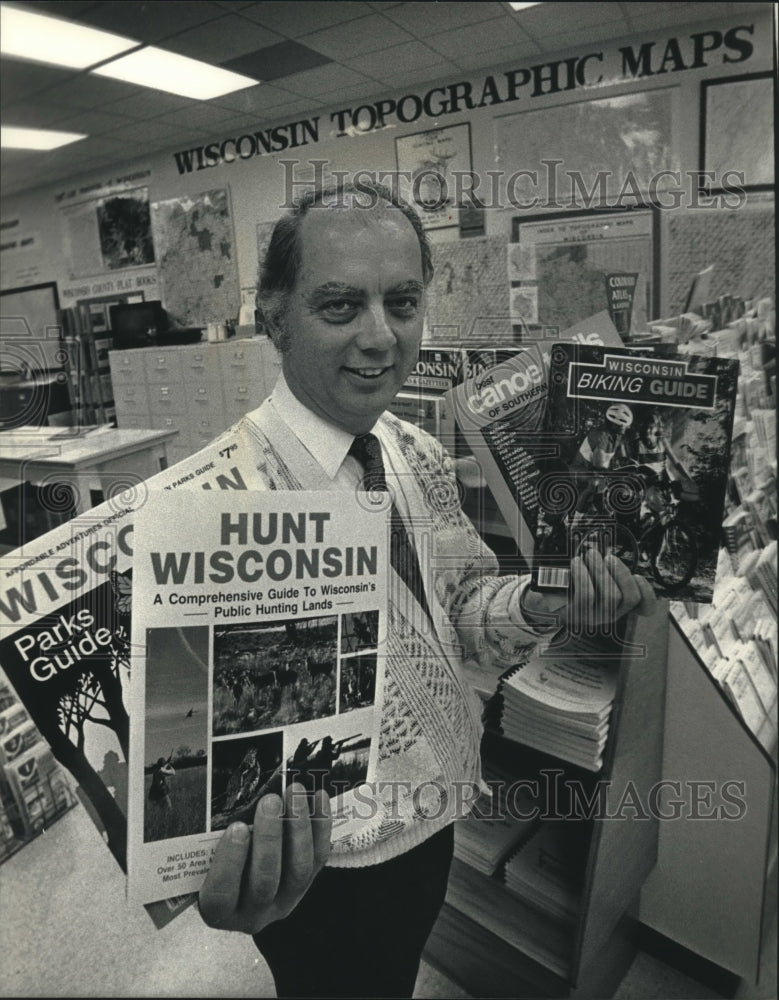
[0,1,770,199]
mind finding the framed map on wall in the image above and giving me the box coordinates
[396,123,472,230]
[496,88,678,207]
[151,188,239,328]
[511,206,660,334]
[665,190,775,315]
[701,72,774,190]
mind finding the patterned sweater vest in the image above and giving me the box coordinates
[202,401,541,867]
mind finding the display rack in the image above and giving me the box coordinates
[424,602,669,997]
[59,304,116,427]
[0,672,76,865]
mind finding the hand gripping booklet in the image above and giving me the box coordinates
[535,344,740,603]
[127,489,388,906]
[0,420,350,925]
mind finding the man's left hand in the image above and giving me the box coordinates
[521,547,656,633]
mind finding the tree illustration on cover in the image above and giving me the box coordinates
[0,570,133,869]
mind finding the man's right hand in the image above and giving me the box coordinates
[198,783,332,934]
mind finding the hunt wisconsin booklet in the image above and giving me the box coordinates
[0,418,375,923]
[127,489,388,906]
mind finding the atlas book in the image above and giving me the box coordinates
[126,489,388,906]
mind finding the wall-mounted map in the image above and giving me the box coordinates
[666,192,775,315]
[151,188,239,327]
[496,89,677,206]
[512,209,656,333]
[426,236,511,343]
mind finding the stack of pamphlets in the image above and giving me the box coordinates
[497,648,618,772]
[504,821,586,921]
[454,780,538,876]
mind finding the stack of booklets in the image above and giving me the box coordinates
[454,780,538,876]
[740,541,777,615]
[497,648,618,772]
[504,821,586,922]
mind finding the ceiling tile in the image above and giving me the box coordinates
[302,13,415,60]
[239,1,371,37]
[52,107,139,136]
[280,63,379,98]
[208,83,305,114]
[539,22,634,51]
[313,83,385,107]
[161,14,286,62]
[72,0,227,45]
[221,40,332,81]
[102,118,190,144]
[6,1,101,18]
[383,2,507,36]
[213,1,258,9]
[514,1,627,36]
[362,59,463,89]
[35,74,140,110]
[345,39,450,76]
[0,60,79,106]
[0,149,41,167]
[452,41,543,71]
[151,103,255,132]
[428,15,537,60]
[99,90,200,120]
[623,3,742,33]
[0,99,73,128]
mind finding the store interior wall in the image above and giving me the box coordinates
[0,7,774,319]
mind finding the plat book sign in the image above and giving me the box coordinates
[0,418,387,925]
[450,341,739,603]
[127,489,387,906]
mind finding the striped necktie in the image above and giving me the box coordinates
[348,433,431,620]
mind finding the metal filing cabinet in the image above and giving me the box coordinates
[109,338,278,466]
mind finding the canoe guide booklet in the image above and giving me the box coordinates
[127,489,387,905]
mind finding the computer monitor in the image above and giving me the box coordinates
[109,300,168,350]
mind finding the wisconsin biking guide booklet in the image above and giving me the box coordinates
[450,343,739,603]
[127,489,388,906]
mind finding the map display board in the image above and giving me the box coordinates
[426,236,511,343]
[512,208,658,333]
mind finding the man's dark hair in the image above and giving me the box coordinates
[257,180,434,350]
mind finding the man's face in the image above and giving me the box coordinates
[280,207,426,435]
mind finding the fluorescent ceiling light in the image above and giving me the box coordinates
[509,2,542,10]
[1,126,86,150]
[92,46,259,99]
[0,4,138,69]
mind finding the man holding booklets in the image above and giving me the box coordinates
[197,181,654,998]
